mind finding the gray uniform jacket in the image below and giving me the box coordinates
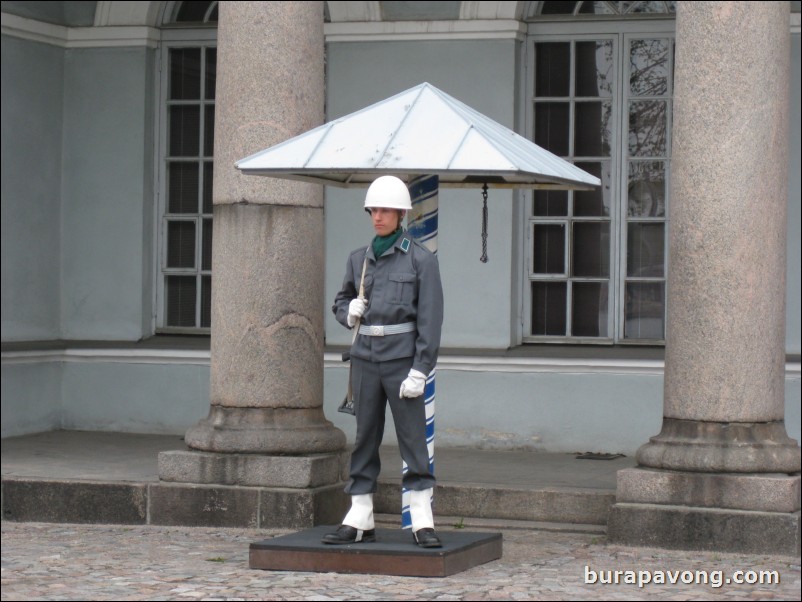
[333,231,444,376]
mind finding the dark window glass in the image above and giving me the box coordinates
[169,106,200,156]
[535,102,570,156]
[202,219,213,271]
[534,190,568,216]
[533,224,566,274]
[169,48,200,100]
[201,275,212,328]
[536,43,570,97]
[176,1,215,22]
[203,162,214,214]
[575,41,613,97]
[168,163,199,214]
[167,221,196,269]
[205,47,217,99]
[167,276,197,327]
[574,161,611,216]
[532,282,567,335]
[573,222,610,277]
[204,105,215,157]
[572,282,609,337]
[574,101,612,157]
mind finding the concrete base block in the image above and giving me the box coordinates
[608,503,801,557]
[376,482,614,525]
[2,479,147,524]
[616,467,801,513]
[150,482,349,529]
[158,449,350,488]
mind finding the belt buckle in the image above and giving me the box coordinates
[370,325,384,336]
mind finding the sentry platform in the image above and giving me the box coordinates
[250,526,503,577]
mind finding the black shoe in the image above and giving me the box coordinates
[321,525,376,545]
[413,528,442,548]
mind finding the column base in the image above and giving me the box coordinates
[608,467,801,556]
[636,418,801,472]
[158,449,350,488]
[609,503,800,557]
[185,406,346,454]
[149,481,350,530]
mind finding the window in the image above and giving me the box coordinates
[526,6,674,343]
[157,2,217,332]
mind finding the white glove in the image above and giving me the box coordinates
[399,369,427,399]
[347,297,367,327]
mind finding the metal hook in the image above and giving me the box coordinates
[480,183,489,263]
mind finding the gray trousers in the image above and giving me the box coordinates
[345,356,435,495]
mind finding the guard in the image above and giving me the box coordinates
[323,175,444,548]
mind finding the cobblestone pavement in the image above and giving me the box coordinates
[1,521,799,601]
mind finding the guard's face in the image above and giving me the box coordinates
[370,208,404,237]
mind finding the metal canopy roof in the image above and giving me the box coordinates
[236,82,600,190]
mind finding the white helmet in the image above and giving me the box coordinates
[364,175,412,211]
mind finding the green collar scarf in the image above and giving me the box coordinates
[372,228,403,258]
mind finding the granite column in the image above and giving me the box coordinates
[609,1,800,555]
[158,1,347,529]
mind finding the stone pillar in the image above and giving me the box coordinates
[157,1,348,529]
[609,2,801,556]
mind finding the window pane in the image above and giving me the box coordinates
[574,101,612,157]
[169,48,200,100]
[575,41,613,98]
[534,190,567,216]
[628,2,676,15]
[628,100,666,157]
[572,222,610,277]
[168,163,199,214]
[628,161,665,217]
[533,224,566,274]
[625,282,664,339]
[572,282,609,337]
[201,275,212,328]
[627,223,664,277]
[578,1,615,14]
[202,218,213,271]
[203,162,213,214]
[205,48,216,100]
[535,102,570,156]
[204,105,215,157]
[169,106,200,157]
[176,1,215,22]
[574,161,611,216]
[541,1,578,14]
[167,276,197,327]
[630,38,669,96]
[535,43,570,97]
[532,282,567,335]
[167,221,196,269]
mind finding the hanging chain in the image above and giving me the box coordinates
[480,183,489,263]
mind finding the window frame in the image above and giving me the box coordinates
[524,18,675,345]
[155,27,217,334]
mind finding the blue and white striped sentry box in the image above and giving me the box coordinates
[401,174,439,529]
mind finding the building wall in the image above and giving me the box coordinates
[61,46,155,341]
[1,35,64,342]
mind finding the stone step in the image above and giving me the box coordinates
[1,476,614,531]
